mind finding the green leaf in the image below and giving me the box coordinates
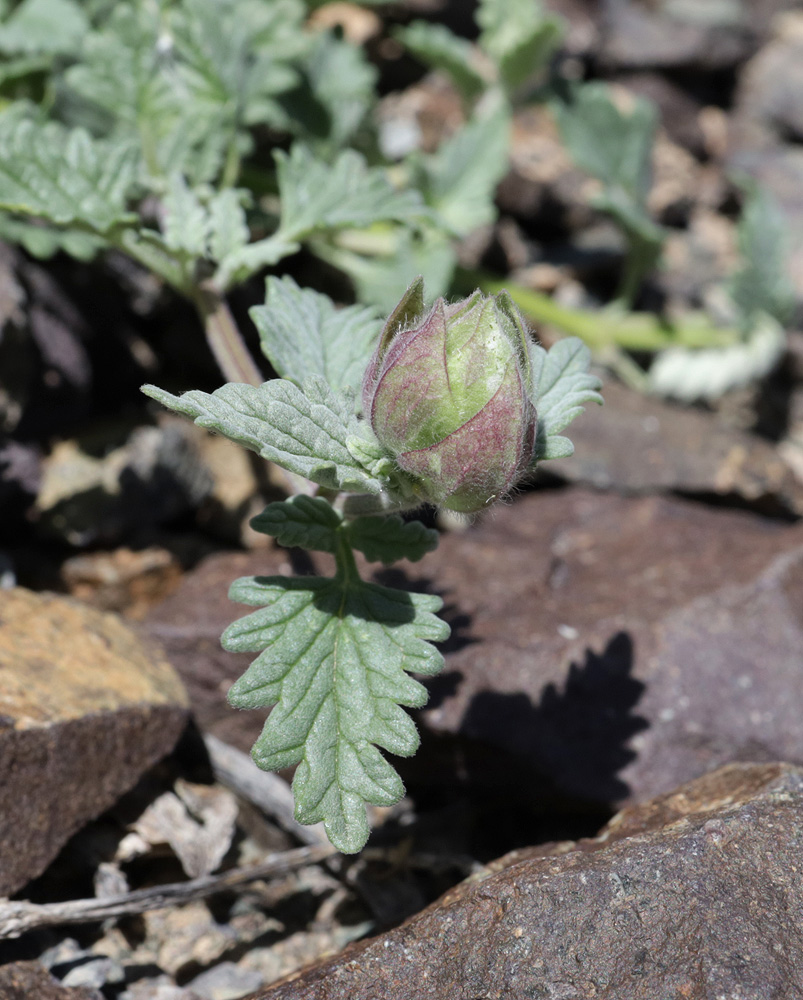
[208,188,250,263]
[0,214,104,260]
[251,495,342,553]
[555,83,656,201]
[531,336,603,463]
[162,174,210,258]
[249,495,439,564]
[418,110,510,235]
[0,0,88,55]
[224,569,448,852]
[250,276,382,393]
[316,229,457,313]
[395,21,486,102]
[301,29,377,150]
[0,120,138,233]
[728,183,796,330]
[142,375,388,494]
[276,145,428,243]
[477,0,563,93]
[346,515,439,564]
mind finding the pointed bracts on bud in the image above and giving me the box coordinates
[362,277,539,512]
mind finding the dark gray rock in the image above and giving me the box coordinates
[255,763,803,999]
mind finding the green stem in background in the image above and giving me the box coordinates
[458,268,742,352]
[615,233,660,312]
[190,284,264,387]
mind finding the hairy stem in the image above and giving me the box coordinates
[191,284,264,387]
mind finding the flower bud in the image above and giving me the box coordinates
[362,278,538,512]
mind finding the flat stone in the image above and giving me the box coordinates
[255,763,803,998]
[547,380,803,516]
[144,489,803,818]
[0,588,189,896]
[0,961,103,999]
[417,490,803,807]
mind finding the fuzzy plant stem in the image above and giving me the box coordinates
[191,284,264,387]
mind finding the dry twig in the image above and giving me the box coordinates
[0,843,336,940]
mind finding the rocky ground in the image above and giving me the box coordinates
[2,0,803,998]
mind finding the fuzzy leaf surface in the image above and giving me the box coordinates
[345,516,439,564]
[0,120,137,232]
[251,276,382,393]
[276,145,428,241]
[0,0,88,54]
[395,21,486,101]
[728,183,796,329]
[224,572,449,852]
[419,110,510,235]
[250,495,342,553]
[477,0,562,92]
[531,337,603,462]
[142,376,386,494]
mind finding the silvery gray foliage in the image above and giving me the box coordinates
[144,278,601,853]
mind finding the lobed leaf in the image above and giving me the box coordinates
[224,572,449,852]
[0,120,138,233]
[531,337,603,463]
[250,495,342,553]
[275,144,428,242]
[250,276,382,394]
[345,516,439,564]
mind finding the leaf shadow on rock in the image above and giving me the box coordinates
[460,631,649,803]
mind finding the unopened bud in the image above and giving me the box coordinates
[362,278,538,512]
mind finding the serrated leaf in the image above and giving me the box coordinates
[531,337,603,464]
[0,214,104,261]
[250,276,382,393]
[251,495,341,551]
[419,110,510,236]
[0,0,88,55]
[346,516,439,564]
[0,120,138,233]
[647,312,786,402]
[396,21,486,102]
[728,183,796,330]
[208,188,250,263]
[276,145,428,243]
[162,174,210,258]
[223,572,448,852]
[142,375,386,494]
[477,0,562,93]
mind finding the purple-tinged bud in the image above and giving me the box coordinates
[362,277,538,513]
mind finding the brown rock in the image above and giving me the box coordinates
[0,961,102,999]
[144,488,803,818]
[548,380,803,517]
[0,589,189,896]
[254,763,803,998]
[418,490,803,807]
